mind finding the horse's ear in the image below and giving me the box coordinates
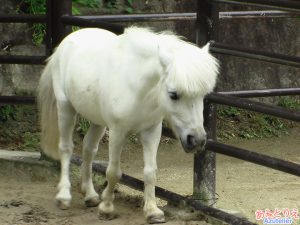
[202,42,210,52]
[158,45,173,68]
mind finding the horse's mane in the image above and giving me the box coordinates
[122,27,219,97]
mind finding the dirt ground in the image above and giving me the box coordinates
[0,127,299,225]
[0,181,209,225]
[0,159,210,225]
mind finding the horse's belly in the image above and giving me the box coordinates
[65,74,106,125]
[72,95,105,125]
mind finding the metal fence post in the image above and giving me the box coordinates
[193,0,219,206]
[46,0,72,55]
[42,0,72,161]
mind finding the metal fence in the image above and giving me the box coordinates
[1,0,300,224]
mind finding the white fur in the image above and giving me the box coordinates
[38,27,219,222]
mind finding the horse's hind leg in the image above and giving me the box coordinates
[140,123,165,224]
[56,100,77,209]
[81,124,106,207]
[98,129,126,219]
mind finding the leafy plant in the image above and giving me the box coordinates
[0,105,15,121]
[17,0,46,44]
[77,117,90,136]
[217,104,291,140]
[104,0,134,13]
[218,106,240,118]
[278,96,300,110]
[125,0,133,14]
[17,0,101,45]
[18,0,46,14]
[18,0,135,44]
[73,0,101,8]
[104,0,118,10]
[22,132,40,149]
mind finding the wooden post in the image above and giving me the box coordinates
[193,0,219,206]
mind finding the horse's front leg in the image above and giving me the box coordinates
[98,129,126,219]
[140,122,165,224]
[81,124,106,207]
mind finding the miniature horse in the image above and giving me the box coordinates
[38,27,219,223]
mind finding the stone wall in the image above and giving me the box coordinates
[0,1,299,96]
[0,0,44,96]
[217,4,300,92]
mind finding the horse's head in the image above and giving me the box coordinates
[159,40,219,153]
[162,89,207,153]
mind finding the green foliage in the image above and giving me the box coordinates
[31,24,45,45]
[278,96,300,110]
[104,0,117,10]
[17,0,101,45]
[72,0,101,15]
[125,0,133,14]
[0,105,36,122]
[218,106,240,118]
[17,0,46,45]
[217,103,291,140]
[73,0,101,8]
[103,0,134,13]
[77,117,90,136]
[19,0,46,14]
[0,105,16,121]
[18,0,134,45]
[0,105,40,151]
[22,132,40,149]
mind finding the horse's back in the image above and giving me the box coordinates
[61,28,117,47]
[54,28,118,70]
[48,29,118,123]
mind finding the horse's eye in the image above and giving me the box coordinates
[168,91,180,101]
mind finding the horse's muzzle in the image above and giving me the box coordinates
[180,134,207,153]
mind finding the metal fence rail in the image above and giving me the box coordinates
[72,13,197,22]
[61,15,125,34]
[206,141,300,177]
[218,88,300,98]
[206,93,300,122]
[213,0,300,12]
[219,10,300,19]
[1,10,298,24]
[0,55,46,65]
[162,127,300,177]
[59,10,300,23]
[71,155,257,225]
[211,42,300,68]
[0,96,35,104]
[0,14,46,23]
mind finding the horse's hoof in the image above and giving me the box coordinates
[56,199,71,210]
[85,196,100,207]
[98,211,118,220]
[98,201,114,213]
[98,201,117,220]
[147,214,166,224]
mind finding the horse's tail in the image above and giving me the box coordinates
[37,56,60,160]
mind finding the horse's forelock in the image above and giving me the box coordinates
[164,42,219,97]
[122,27,219,97]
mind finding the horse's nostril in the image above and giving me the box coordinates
[187,135,197,148]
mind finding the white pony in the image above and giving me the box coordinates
[38,27,219,224]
